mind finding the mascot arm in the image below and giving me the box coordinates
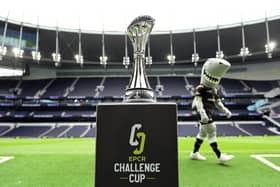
[192,96,209,123]
[215,99,232,118]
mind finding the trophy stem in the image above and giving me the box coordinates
[124,55,154,102]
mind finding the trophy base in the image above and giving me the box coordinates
[124,88,155,102]
[95,102,178,187]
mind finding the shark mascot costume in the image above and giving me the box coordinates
[190,58,234,163]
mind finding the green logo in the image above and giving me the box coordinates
[129,124,146,155]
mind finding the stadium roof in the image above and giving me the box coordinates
[1,0,280,32]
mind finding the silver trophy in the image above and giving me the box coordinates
[124,15,155,102]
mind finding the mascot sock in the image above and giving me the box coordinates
[210,142,221,158]
[193,138,203,153]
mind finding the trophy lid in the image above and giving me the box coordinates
[127,15,155,54]
[127,15,155,29]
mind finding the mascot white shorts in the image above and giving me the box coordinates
[197,122,217,144]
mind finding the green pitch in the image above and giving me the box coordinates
[0,136,279,187]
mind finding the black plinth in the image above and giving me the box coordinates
[95,102,178,187]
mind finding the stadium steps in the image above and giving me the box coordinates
[234,124,253,136]
[237,121,276,136]
[35,79,55,97]
[155,76,164,96]
[84,125,96,137]
[14,80,22,95]
[66,126,88,137]
[38,127,55,138]
[57,126,73,138]
[64,77,80,97]
[43,126,69,137]
[267,127,280,135]
[80,126,91,137]
[184,76,194,96]
[0,126,15,136]
[262,115,280,128]
[95,77,106,97]
[240,80,251,92]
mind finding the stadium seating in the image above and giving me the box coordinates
[43,126,69,137]
[0,77,276,98]
[186,77,200,88]
[68,77,102,97]
[177,124,198,137]
[2,126,51,137]
[0,76,279,138]
[84,127,96,137]
[65,126,88,137]
[216,124,248,136]
[0,79,19,96]
[220,78,250,94]
[0,120,277,138]
[244,80,279,92]
[160,77,191,96]
[238,123,276,136]
[43,78,75,97]
[19,79,50,97]
[0,125,10,134]
[100,77,129,97]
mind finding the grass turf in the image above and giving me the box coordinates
[0,136,279,187]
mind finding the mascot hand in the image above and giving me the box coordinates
[224,108,232,119]
[200,111,209,123]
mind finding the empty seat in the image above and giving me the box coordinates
[69,78,102,97]
[3,126,51,137]
[100,77,129,97]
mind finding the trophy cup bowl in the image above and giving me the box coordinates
[124,15,155,102]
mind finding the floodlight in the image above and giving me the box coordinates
[31,51,41,61]
[167,55,176,65]
[0,46,7,60]
[123,56,130,68]
[192,53,199,63]
[75,54,84,64]
[52,53,61,64]
[216,51,224,59]
[265,41,276,58]
[13,47,24,58]
[145,56,152,65]
[99,55,108,65]
[240,47,250,57]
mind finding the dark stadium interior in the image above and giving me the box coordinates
[0,16,279,138]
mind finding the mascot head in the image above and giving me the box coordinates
[200,58,231,88]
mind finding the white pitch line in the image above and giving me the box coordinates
[251,154,280,172]
[0,156,14,164]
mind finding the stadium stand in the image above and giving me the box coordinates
[0,79,19,96]
[186,77,200,88]
[84,126,96,137]
[0,125,10,134]
[177,123,198,137]
[216,124,248,136]
[43,126,69,137]
[220,78,250,94]
[2,126,51,137]
[0,120,277,138]
[160,77,191,96]
[19,79,50,97]
[65,126,88,137]
[238,122,276,136]
[43,78,75,97]
[68,77,102,97]
[244,80,280,92]
[100,77,129,97]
